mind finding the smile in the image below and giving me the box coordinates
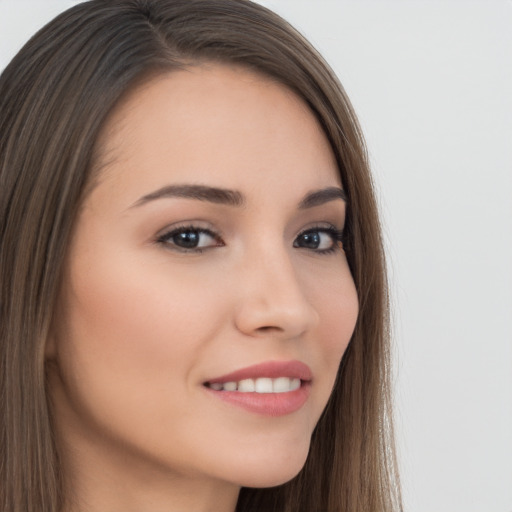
[203,360,312,416]
[205,377,302,393]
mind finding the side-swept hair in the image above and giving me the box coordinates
[0,1,401,510]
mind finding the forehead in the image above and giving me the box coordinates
[92,64,340,206]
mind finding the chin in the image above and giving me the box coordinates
[228,443,310,489]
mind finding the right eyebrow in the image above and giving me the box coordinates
[129,184,245,209]
[298,186,347,209]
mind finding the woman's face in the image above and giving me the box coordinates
[48,65,358,496]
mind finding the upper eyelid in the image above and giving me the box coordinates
[295,224,344,238]
[157,226,218,239]
[297,224,339,233]
[155,221,219,238]
[295,226,344,240]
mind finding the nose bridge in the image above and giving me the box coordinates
[234,239,319,338]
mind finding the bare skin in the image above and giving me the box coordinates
[46,64,358,512]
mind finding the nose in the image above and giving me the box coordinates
[233,248,319,340]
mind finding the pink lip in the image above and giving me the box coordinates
[205,360,312,384]
[203,360,312,417]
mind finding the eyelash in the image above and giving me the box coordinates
[156,224,346,255]
[156,224,222,254]
[294,226,346,255]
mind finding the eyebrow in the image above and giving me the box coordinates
[297,186,347,209]
[130,184,347,209]
[131,184,245,208]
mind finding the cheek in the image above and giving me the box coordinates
[55,245,227,427]
[323,276,358,355]
[307,267,359,393]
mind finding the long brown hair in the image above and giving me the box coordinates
[0,1,401,510]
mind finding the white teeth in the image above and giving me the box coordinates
[208,377,303,393]
[273,377,292,393]
[223,381,237,391]
[255,378,273,393]
[238,379,255,392]
[290,378,301,391]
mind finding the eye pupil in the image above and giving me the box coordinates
[300,232,320,249]
[174,231,199,248]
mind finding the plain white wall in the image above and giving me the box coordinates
[1,1,511,511]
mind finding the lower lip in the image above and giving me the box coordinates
[204,382,311,417]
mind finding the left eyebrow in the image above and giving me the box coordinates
[298,187,347,209]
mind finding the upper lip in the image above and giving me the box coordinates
[205,360,313,384]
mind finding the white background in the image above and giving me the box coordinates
[1,1,511,511]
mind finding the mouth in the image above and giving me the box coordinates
[205,376,302,393]
[202,360,312,416]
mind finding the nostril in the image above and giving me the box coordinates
[256,325,283,333]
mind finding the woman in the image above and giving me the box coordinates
[0,1,401,511]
